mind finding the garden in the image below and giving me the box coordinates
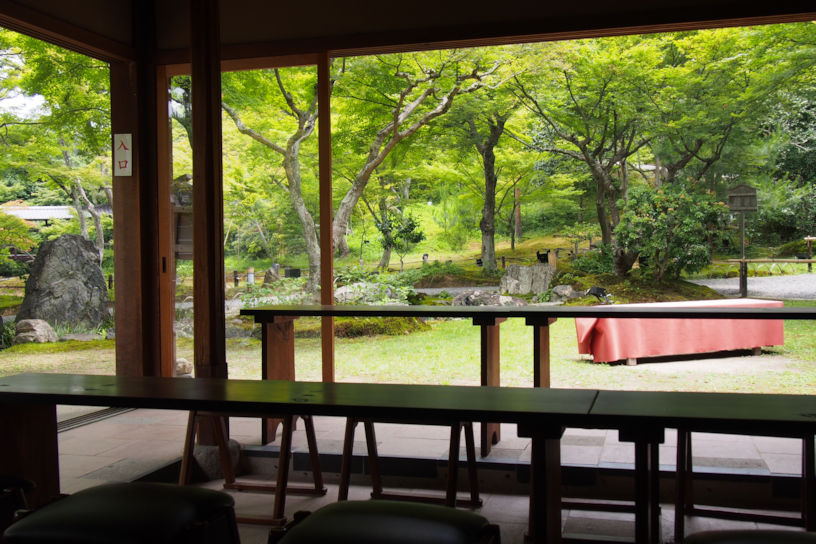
[0,23,815,395]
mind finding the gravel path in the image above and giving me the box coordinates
[690,272,816,300]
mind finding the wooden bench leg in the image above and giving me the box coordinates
[464,422,481,506]
[302,415,324,493]
[340,419,479,508]
[804,433,815,531]
[364,420,383,497]
[179,411,198,485]
[271,414,294,523]
[181,411,325,526]
[446,423,461,507]
[620,427,663,544]
[338,418,357,501]
[675,428,692,543]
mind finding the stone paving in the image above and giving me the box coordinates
[54,406,807,543]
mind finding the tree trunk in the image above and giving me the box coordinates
[377,247,392,270]
[474,116,506,273]
[514,186,521,240]
[283,155,321,292]
[71,184,89,240]
[613,245,638,277]
[74,180,104,263]
[376,197,392,269]
[480,175,497,272]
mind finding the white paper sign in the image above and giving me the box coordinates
[114,133,133,176]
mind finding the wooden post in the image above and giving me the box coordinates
[528,317,556,388]
[110,3,163,377]
[261,317,297,443]
[806,236,815,274]
[475,316,504,456]
[190,0,226,383]
[156,64,177,378]
[318,51,335,383]
[739,261,748,298]
[190,0,226,444]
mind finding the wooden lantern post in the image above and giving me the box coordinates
[727,184,758,298]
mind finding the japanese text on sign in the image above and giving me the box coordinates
[114,134,133,176]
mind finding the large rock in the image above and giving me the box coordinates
[499,263,555,295]
[14,319,58,344]
[451,290,526,307]
[17,235,110,329]
[549,284,583,303]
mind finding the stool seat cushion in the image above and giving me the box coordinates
[2,482,234,544]
[684,530,816,543]
[279,500,494,544]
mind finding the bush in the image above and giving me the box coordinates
[335,265,378,286]
[615,185,727,282]
[0,258,29,278]
[749,182,816,246]
[1,320,16,349]
[570,245,614,275]
[778,239,809,257]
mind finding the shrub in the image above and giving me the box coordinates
[570,244,614,275]
[615,185,727,282]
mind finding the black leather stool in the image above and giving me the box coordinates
[270,500,500,544]
[0,475,34,534]
[683,529,816,543]
[1,482,240,544]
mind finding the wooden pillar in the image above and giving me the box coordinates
[475,316,504,456]
[190,0,226,381]
[261,317,297,443]
[156,64,176,377]
[111,1,162,377]
[528,317,557,388]
[318,51,335,382]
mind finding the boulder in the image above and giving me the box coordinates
[13,319,58,344]
[499,263,555,295]
[193,439,241,480]
[451,290,526,307]
[549,284,582,303]
[17,235,110,329]
[175,357,193,377]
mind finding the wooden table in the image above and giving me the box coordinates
[0,372,596,543]
[241,304,815,454]
[2,371,815,543]
[589,390,816,543]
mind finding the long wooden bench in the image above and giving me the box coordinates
[1,372,814,544]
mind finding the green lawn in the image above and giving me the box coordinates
[2,302,814,396]
[211,302,816,395]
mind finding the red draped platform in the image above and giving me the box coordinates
[575,299,784,363]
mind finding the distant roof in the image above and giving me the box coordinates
[2,206,75,221]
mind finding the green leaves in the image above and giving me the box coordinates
[615,184,728,281]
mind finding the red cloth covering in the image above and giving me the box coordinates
[574,299,784,363]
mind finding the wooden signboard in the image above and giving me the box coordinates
[727,184,757,212]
